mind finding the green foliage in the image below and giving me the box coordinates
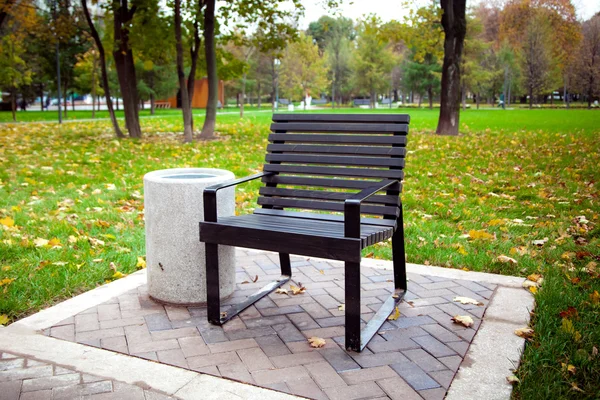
[74,48,104,98]
[307,15,355,52]
[280,33,329,103]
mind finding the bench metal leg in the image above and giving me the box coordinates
[206,247,291,326]
[345,261,361,351]
[393,204,408,291]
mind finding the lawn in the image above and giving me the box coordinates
[0,108,599,398]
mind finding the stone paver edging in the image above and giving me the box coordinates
[3,251,534,399]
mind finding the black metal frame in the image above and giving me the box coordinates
[201,175,407,352]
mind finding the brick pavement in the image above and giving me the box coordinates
[0,352,179,399]
[45,250,496,400]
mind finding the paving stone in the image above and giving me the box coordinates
[319,347,361,372]
[419,387,448,400]
[285,340,338,353]
[144,313,172,331]
[150,326,200,341]
[390,361,440,391]
[207,338,258,353]
[0,380,21,400]
[367,336,420,353]
[54,367,73,375]
[352,351,409,368]
[75,327,124,343]
[53,380,113,398]
[117,294,142,311]
[406,297,449,307]
[429,369,455,388]
[130,351,158,361]
[25,360,47,368]
[21,373,81,392]
[323,381,385,400]
[315,316,345,328]
[400,305,441,318]
[438,355,462,372]
[157,348,188,368]
[377,376,423,400]
[177,336,209,358]
[221,316,246,333]
[90,381,145,400]
[82,374,106,383]
[270,351,325,368]
[226,326,276,340]
[100,317,146,330]
[339,365,397,385]
[286,377,328,400]
[259,305,304,316]
[272,295,314,307]
[302,326,346,339]
[0,358,24,371]
[454,328,476,342]
[101,336,128,354]
[128,338,180,354]
[402,349,448,372]
[164,306,191,321]
[412,335,457,358]
[388,315,436,329]
[186,351,240,369]
[124,324,151,343]
[50,324,75,341]
[252,366,310,385]
[97,304,121,321]
[301,302,332,319]
[187,307,208,317]
[19,389,53,400]
[75,313,100,332]
[199,326,229,344]
[271,323,306,342]
[0,366,54,382]
[287,312,320,330]
[237,347,274,372]
[446,340,470,357]
[455,279,489,293]
[421,324,462,343]
[255,335,291,357]
[143,390,180,400]
[218,362,255,383]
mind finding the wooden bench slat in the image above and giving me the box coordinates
[268,134,407,146]
[265,154,404,168]
[263,164,404,180]
[257,197,399,217]
[258,187,399,205]
[267,144,407,157]
[253,208,397,228]
[272,113,410,124]
[271,122,408,133]
[262,175,403,191]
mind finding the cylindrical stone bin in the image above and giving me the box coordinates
[144,168,236,306]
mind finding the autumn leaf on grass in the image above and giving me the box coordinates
[531,238,549,247]
[559,307,578,319]
[527,274,543,283]
[451,315,474,327]
[562,319,582,342]
[590,290,600,305]
[497,255,517,265]
[275,288,288,295]
[136,257,146,269]
[112,271,125,279]
[0,216,15,227]
[33,238,49,247]
[290,284,306,295]
[468,230,495,240]
[571,383,584,393]
[506,375,520,384]
[514,327,534,339]
[387,306,400,321]
[453,297,484,306]
[561,363,576,374]
[48,238,62,248]
[0,314,9,326]
[308,337,326,348]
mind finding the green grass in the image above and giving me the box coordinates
[0,107,599,398]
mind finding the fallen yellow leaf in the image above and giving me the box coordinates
[1,266,10,272]
[529,286,538,294]
[451,315,474,327]
[275,288,288,295]
[308,337,326,348]
[453,296,483,306]
[33,238,49,247]
[112,271,124,279]
[0,314,9,325]
[514,327,534,339]
[506,375,520,384]
[290,284,306,295]
[387,306,400,321]
[0,216,15,227]
[497,255,517,264]
[527,274,542,282]
[468,230,495,240]
[338,304,345,311]
[136,256,146,269]
[590,290,600,305]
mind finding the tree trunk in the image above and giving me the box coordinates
[150,93,155,115]
[418,94,422,107]
[174,0,193,142]
[240,72,246,118]
[82,0,123,137]
[476,92,480,109]
[112,0,141,138]
[91,50,97,118]
[436,0,466,136]
[529,84,533,109]
[428,86,433,109]
[461,81,466,111]
[564,80,569,109]
[40,84,44,112]
[199,0,217,140]
[63,85,68,118]
[257,81,261,109]
[11,88,16,122]
[72,93,75,111]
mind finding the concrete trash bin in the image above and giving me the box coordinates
[144,168,236,305]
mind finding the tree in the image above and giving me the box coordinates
[436,0,466,136]
[81,0,124,137]
[280,33,329,109]
[353,16,395,109]
[573,14,600,108]
[401,53,441,108]
[522,13,553,108]
[111,0,142,138]
[0,35,32,121]
[174,0,194,142]
[198,0,216,139]
[74,47,103,118]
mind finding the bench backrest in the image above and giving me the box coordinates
[259,113,409,219]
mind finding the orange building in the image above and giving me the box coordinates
[166,78,225,108]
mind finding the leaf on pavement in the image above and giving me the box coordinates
[387,306,400,320]
[453,296,483,306]
[506,375,520,384]
[308,337,326,348]
[275,288,288,295]
[451,315,474,327]
[290,284,306,295]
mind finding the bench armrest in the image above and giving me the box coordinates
[344,179,401,238]
[203,172,274,222]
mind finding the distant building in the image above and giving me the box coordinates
[163,78,225,109]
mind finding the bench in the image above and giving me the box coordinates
[199,113,409,351]
[312,98,327,105]
[154,102,171,109]
[353,99,371,106]
[381,98,392,105]
[278,99,290,106]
